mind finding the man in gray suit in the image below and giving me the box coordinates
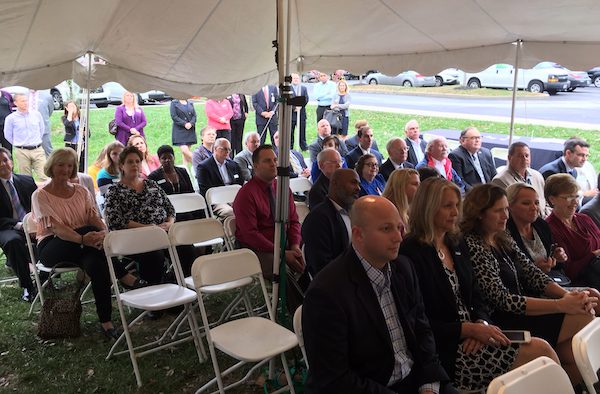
[233,131,260,181]
[32,90,54,157]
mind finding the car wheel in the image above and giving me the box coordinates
[567,87,576,92]
[95,103,108,108]
[368,78,378,85]
[527,80,543,93]
[467,78,481,89]
[594,76,600,88]
[402,80,413,87]
[137,94,145,105]
[51,90,63,110]
[435,76,443,87]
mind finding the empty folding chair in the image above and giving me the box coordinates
[222,216,237,251]
[192,249,298,394]
[572,318,600,394]
[487,356,574,394]
[293,305,308,369]
[103,226,205,387]
[167,193,224,250]
[289,177,312,195]
[294,201,309,224]
[205,184,241,218]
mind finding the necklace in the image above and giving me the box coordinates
[437,249,445,260]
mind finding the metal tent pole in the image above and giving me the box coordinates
[509,40,522,146]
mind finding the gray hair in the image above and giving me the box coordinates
[214,138,230,149]
[244,132,260,144]
[317,147,340,163]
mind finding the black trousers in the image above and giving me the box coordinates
[127,250,166,285]
[258,120,278,145]
[316,105,330,122]
[291,114,307,150]
[230,118,245,156]
[216,129,231,144]
[0,228,33,290]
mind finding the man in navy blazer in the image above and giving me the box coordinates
[380,137,414,181]
[290,73,309,151]
[252,85,279,145]
[404,119,427,166]
[345,126,383,169]
[539,137,590,180]
[302,196,451,393]
[448,127,496,190]
[0,147,37,301]
[302,169,359,275]
[197,139,244,218]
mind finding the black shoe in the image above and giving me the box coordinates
[146,311,163,320]
[22,287,37,303]
[121,277,148,290]
[100,325,121,340]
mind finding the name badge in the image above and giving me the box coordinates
[454,251,462,256]
[148,187,159,192]
[157,179,166,184]
[248,165,253,170]
[233,174,239,179]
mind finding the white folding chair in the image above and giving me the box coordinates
[205,185,242,218]
[222,216,237,251]
[573,318,600,394]
[103,226,205,387]
[491,147,509,167]
[167,193,224,249]
[192,249,298,394]
[294,201,309,224]
[293,305,308,369]
[289,177,312,195]
[487,356,574,394]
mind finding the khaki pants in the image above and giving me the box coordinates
[14,147,47,181]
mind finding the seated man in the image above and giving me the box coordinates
[345,125,383,169]
[404,119,427,166]
[345,119,380,152]
[415,137,465,193]
[233,131,260,182]
[302,168,359,275]
[308,119,348,163]
[197,138,244,218]
[448,126,496,190]
[192,126,217,180]
[302,196,452,393]
[380,137,414,181]
[0,147,38,301]
[273,131,310,179]
[308,148,342,210]
[232,145,304,279]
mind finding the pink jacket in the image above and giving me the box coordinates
[205,99,233,130]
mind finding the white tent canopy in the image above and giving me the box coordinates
[2,0,600,97]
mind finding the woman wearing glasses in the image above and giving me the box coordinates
[545,174,600,288]
[355,154,386,197]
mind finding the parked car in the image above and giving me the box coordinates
[366,70,436,87]
[533,62,590,91]
[465,63,570,94]
[2,81,77,110]
[138,90,172,104]
[301,70,319,83]
[90,82,170,107]
[586,66,600,87]
[435,68,462,86]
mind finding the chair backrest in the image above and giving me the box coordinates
[168,193,208,217]
[487,356,574,394]
[573,318,600,394]
[22,213,38,261]
[295,201,309,224]
[103,226,171,257]
[290,177,312,194]
[293,305,308,369]
[222,216,236,251]
[205,185,242,217]
[191,249,261,288]
[168,218,225,247]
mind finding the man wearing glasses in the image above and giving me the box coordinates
[380,137,414,181]
[448,126,496,190]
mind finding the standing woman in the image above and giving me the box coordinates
[0,89,14,152]
[114,91,147,146]
[61,101,85,171]
[330,80,351,139]
[205,98,233,143]
[356,153,386,197]
[127,135,160,179]
[170,98,197,169]
[227,93,248,156]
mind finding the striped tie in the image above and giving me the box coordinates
[7,180,26,221]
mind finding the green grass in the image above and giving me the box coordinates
[351,84,544,97]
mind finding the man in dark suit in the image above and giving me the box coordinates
[345,120,380,153]
[448,127,496,190]
[308,148,342,210]
[308,119,348,162]
[302,169,359,276]
[197,138,244,218]
[272,131,310,179]
[345,126,383,169]
[252,85,279,145]
[290,73,309,151]
[380,137,414,181]
[404,119,427,166]
[302,196,452,393]
[0,147,37,301]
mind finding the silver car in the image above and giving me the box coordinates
[366,70,436,87]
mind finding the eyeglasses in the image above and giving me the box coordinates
[556,194,580,203]
[218,147,232,152]
[324,160,343,166]
[463,136,482,141]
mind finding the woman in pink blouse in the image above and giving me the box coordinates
[205,98,233,143]
[127,134,160,179]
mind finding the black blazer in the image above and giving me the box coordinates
[303,247,449,393]
[539,157,568,180]
[345,134,380,153]
[291,85,308,119]
[308,174,329,210]
[345,146,384,170]
[448,146,497,190]
[405,138,427,166]
[147,166,195,195]
[0,174,37,231]
[196,157,244,197]
[301,198,348,275]
[227,94,248,120]
[399,235,491,380]
[251,85,279,126]
[379,159,414,181]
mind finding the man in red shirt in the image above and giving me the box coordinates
[232,145,304,279]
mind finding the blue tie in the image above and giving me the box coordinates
[569,169,577,179]
[6,180,26,221]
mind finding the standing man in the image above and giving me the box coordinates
[345,126,384,169]
[290,73,309,151]
[404,119,427,166]
[3,93,47,180]
[31,90,54,157]
[448,126,496,190]
[313,72,336,122]
[0,147,38,301]
[380,137,414,181]
[233,131,260,182]
[302,196,452,393]
[0,90,14,153]
[252,85,279,145]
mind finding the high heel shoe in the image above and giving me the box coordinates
[120,277,149,290]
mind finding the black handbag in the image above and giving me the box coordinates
[37,264,84,339]
[108,119,117,135]
[323,108,342,130]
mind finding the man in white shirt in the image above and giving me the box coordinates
[416,137,465,193]
[404,119,427,166]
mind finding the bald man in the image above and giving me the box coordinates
[303,196,452,393]
[308,148,342,210]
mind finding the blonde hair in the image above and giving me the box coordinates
[44,148,78,179]
[409,177,461,245]
[382,168,418,228]
[127,134,149,160]
[337,80,349,95]
[506,182,538,206]
[121,90,138,108]
[103,141,125,176]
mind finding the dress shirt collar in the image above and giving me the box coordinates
[354,245,391,296]
[561,156,575,173]
[360,146,370,155]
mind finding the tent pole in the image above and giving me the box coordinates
[509,40,521,146]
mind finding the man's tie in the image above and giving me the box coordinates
[472,153,486,183]
[263,87,269,111]
[569,169,577,179]
[267,184,276,222]
[7,180,26,221]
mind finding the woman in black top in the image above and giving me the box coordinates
[0,90,12,152]
[148,145,194,195]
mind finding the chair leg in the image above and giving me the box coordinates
[116,300,143,387]
[185,304,207,362]
[280,353,295,394]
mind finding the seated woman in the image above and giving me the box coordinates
[148,145,194,195]
[88,145,108,192]
[462,183,597,384]
[399,178,556,392]
[545,174,600,288]
[310,135,347,181]
[127,135,160,179]
[382,168,420,236]
[356,153,385,197]
[96,141,124,194]
[506,182,571,286]
[104,146,175,286]
[31,148,143,339]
